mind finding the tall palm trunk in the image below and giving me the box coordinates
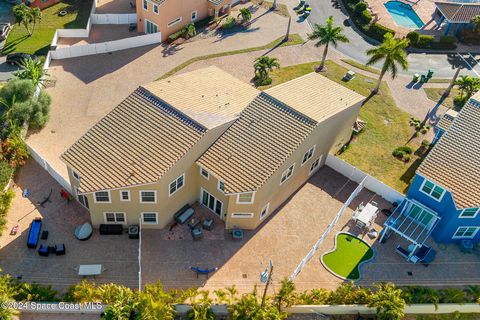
[373,66,387,94]
[445,66,461,96]
[318,43,329,71]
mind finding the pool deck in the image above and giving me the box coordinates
[366,0,439,37]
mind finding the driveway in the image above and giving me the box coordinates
[0,160,138,292]
[0,56,18,81]
[306,0,479,77]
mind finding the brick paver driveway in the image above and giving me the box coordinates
[141,166,390,294]
[0,160,138,292]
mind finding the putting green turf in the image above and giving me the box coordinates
[322,233,374,280]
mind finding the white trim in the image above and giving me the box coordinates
[141,212,158,225]
[94,190,111,203]
[119,190,131,202]
[139,190,157,204]
[218,180,225,193]
[260,203,270,220]
[200,188,224,218]
[419,178,446,202]
[280,163,295,185]
[459,208,480,219]
[153,3,159,14]
[236,191,255,204]
[169,174,185,197]
[200,167,209,180]
[301,145,316,166]
[191,10,198,21]
[232,212,254,218]
[309,155,323,176]
[452,226,480,239]
[103,212,126,224]
[142,0,148,11]
[167,16,182,27]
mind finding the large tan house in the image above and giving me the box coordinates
[61,67,364,230]
[136,0,237,40]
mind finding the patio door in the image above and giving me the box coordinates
[201,188,223,218]
[145,19,158,34]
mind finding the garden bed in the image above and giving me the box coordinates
[321,232,374,280]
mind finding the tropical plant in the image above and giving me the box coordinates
[308,16,349,71]
[439,288,466,304]
[466,285,480,303]
[237,8,252,25]
[13,282,59,302]
[274,278,296,311]
[64,280,99,302]
[14,58,49,87]
[368,283,405,320]
[366,33,409,94]
[455,75,480,100]
[137,281,182,320]
[185,290,215,320]
[0,130,29,168]
[0,272,17,320]
[182,23,197,39]
[445,65,462,96]
[12,4,42,36]
[228,286,287,320]
[471,15,480,32]
[253,56,280,86]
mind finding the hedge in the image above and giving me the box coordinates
[0,160,14,191]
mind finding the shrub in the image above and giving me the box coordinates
[406,31,419,45]
[167,29,185,43]
[421,139,430,148]
[454,95,468,108]
[366,24,396,41]
[359,10,372,24]
[415,35,434,48]
[392,149,405,159]
[354,1,368,13]
[430,35,457,50]
[222,16,236,30]
[0,79,34,107]
[421,128,428,134]
[397,146,413,154]
[0,161,14,191]
[403,154,411,163]
[440,35,456,45]
[0,189,15,236]
[13,282,60,302]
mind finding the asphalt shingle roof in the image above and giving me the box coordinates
[417,93,480,209]
[435,2,480,23]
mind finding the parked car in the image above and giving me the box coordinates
[6,53,38,65]
[0,23,11,41]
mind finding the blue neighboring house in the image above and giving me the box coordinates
[381,91,480,262]
[434,2,480,36]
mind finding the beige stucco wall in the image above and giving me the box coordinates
[222,102,362,230]
[135,0,232,41]
[67,121,233,229]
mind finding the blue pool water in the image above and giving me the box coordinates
[384,1,424,29]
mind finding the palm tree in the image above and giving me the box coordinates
[456,75,480,99]
[307,16,349,71]
[238,8,252,25]
[366,33,409,94]
[444,66,462,96]
[30,7,42,35]
[182,23,197,39]
[12,4,41,36]
[367,283,405,320]
[274,278,296,311]
[14,58,49,87]
[253,56,280,86]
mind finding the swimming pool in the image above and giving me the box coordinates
[384,1,424,29]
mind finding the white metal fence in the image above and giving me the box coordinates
[50,32,161,59]
[91,13,137,24]
[290,177,367,280]
[326,155,405,204]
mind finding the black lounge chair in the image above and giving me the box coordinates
[55,244,66,256]
[38,244,49,257]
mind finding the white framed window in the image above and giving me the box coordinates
[94,191,110,203]
[237,192,254,204]
[72,170,80,181]
[119,190,130,201]
[280,163,295,185]
[104,212,126,224]
[232,212,254,218]
[191,10,198,21]
[142,212,158,224]
[260,203,270,220]
[453,226,480,239]
[420,179,446,201]
[153,3,159,14]
[309,155,322,175]
[169,174,185,196]
[140,190,157,203]
[459,208,480,219]
[200,167,209,180]
[218,180,225,193]
[301,145,316,166]
[167,17,182,27]
[143,0,148,10]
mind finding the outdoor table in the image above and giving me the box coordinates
[355,203,378,228]
[78,264,102,276]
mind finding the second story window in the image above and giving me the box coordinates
[200,168,209,179]
[420,179,445,201]
[72,170,80,181]
[169,174,185,196]
[301,145,315,165]
[94,191,110,203]
[237,192,254,204]
[153,3,158,14]
[143,0,148,10]
[140,190,157,203]
[280,164,295,185]
[191,11,198,21]
[120,190,131,201]
[218,181,225,193]
[460,208,480,218]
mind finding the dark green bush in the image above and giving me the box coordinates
[421,139,430,147]
[406,31,419,45]
[392,149,405,159]
[429,35,457,50]
[397,146,413,154]
[0,161,14,191]
[222,16,236,30]
[359,10,372,24]
[354,1,367,13]
[365,24,396,41]
[167,29,185,43]
[415,35,434,48]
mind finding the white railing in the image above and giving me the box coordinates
[326,155,405,204]
[91,13,137,24]
[50,32,161,59]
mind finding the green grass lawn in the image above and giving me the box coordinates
[260,60,426,192]
[424,87,460,110]
[341,58,380,75]
[3,0,93,56]
[322,233,374,280]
